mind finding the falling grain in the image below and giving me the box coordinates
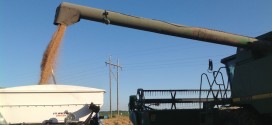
[39,24,67,84]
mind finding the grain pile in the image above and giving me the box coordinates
[103,116,133,125]
[39,24,67,84]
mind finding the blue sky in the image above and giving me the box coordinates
[1,0,271,111]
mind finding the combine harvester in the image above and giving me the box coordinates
[52,2,272,125]
[2,2,272,125]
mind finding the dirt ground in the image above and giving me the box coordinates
[102,116,133,125]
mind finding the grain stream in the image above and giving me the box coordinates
[39,24,66,84]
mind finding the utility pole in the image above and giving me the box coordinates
[105,56,112,118]
[116,59,121,115]
[105,56,122,116]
